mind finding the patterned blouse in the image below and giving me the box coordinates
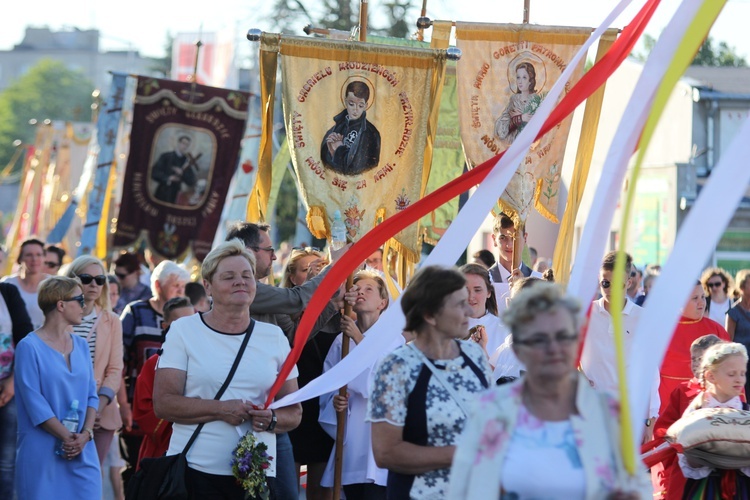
[367,340,492,499]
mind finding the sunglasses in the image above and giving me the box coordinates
[78,274,107,286]
[706,282,723,289]
[292,246,322,252]
[45,261,60,269]
[251,246,276,255]
[114,271,132,280]
[62,294,86,308]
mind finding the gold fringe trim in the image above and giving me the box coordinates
[382,240,402,300]
[534,177,560,224]
[306,206,329,240]
[455,23,591,44]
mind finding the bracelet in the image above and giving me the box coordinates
[84,428,95,442]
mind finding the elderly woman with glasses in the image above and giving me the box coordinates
[65,256,123,465]
[449,282,650,499]
[14,276,101,498]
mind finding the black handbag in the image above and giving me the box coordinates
[125,320,256,500]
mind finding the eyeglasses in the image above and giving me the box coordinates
[515,332,579,350]
[77,274,107,286]
[706,282,723,289]
[251,246,276,255]
[62,294,86,308]
[45,261,60,269]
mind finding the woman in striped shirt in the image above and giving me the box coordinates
[65,256,123,465]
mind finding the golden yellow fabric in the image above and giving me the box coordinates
[552,29,618,285]
[279,36,446,259]
[455,23,589,224]
[246,33,281,223]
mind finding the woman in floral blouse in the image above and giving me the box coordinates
[367,266,492,499]
[448,282,650,499]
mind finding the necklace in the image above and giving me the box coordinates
[39,332,70,356]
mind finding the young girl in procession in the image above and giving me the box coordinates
[459,264,505,359]
[677,342,750,498]
[319,270,389,499]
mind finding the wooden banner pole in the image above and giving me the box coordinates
[523,0,531,23]
[359,0,368,42]
[333,273,355,500]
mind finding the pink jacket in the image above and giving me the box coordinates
[92,307,123,431]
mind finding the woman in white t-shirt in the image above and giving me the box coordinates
[1,238,49,329]
[700,267,734,327]
[154,240,301,498]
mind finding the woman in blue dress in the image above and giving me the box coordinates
[14,276,101,499]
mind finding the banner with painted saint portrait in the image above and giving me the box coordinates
[255,36,446,262]
[113,77,250,260]
[456,24,590,223]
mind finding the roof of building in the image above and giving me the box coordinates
[683,66,750,95]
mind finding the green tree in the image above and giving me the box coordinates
[692,36,747,67]
[268,0,417,38]
[632,33,747,67]
[0,59,94,172]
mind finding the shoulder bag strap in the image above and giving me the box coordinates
[181,319,256,454]
[407,343,472,416]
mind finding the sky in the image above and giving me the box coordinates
[2,0,750,60]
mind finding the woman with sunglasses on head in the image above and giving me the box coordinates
[65,256,124,465]
[449,282,650,499]
[14,276,101,498]
[2,238,50,329]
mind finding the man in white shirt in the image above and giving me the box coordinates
[580,251,660,442]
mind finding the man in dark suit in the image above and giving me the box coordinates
[487,212,536,284]
[150,135,197,204]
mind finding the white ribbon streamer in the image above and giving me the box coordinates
[271,0,635,409]
[626,116,750,450]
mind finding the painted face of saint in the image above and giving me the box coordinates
[345,92,367,121]
[516,67,530,94]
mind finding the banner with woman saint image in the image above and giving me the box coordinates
[113,76,250,260]
[456,24,590,223]
[267,36,446,261]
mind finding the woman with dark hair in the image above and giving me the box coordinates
[726,269,750,395]
[367,266,492,499]
[459,263,503,356]
[700,267,734,326]
[2,238,49,329]
[472,250,496,270]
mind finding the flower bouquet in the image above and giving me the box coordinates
[231,431,272,500]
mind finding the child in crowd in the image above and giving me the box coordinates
[185,281,210,312]
[676,342,750,497]
[132,297,195,468]
[319,271,389,498]
[650,334,723,499]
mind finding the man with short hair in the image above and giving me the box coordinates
[488,213,538,284]
[119,260,189,485]
[580,251,660,441]
[43,245,65,275]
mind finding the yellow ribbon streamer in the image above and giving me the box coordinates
[610,0,728,476]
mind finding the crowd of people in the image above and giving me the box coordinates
[0,211,748,499]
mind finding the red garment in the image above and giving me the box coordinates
[132,354,172,470]
[652,379,702,500]
[659,317,729,414]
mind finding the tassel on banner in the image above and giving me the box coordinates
[306,206,329,240]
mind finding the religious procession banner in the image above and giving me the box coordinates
[456,24,590,223]
[253,35,446,261]
[113,77,250,261]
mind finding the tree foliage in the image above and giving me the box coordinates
[692,36,747,67]
[268,0,417,38]
[632,34,747,67]
[0,59,95,172]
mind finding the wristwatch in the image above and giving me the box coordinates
[84,427,95,441]
[266,410,277,432]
